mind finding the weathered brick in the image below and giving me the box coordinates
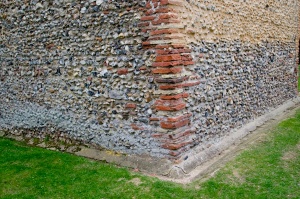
[160,93,189,100]
[159,114,192,129]
[180,80,201,87]
[158,13,178,20]
[125,103,136,109]
[168,146,190,157]
[149,117,160,121]
[145,8,174,16]
[152,67,183,74]
[140,15,156,21]
[152,127,194,141]
[162,141,191,150]
[183,61,195,66]
[138,21,150,27]
[131,123,144,131]
[150,29,179,36]
[142,41,152,46]
[166,113,192,122]
[155,54,181,62]
[151,18,181,25]
[117,68,128,75]
[155,99,186,111]
[155,77,186,84]
[181,54,193,61]
[152,61,183,67]
[160,118,190,129]
[156,48,192,55]
[168,128,194,140]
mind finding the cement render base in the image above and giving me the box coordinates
[162,96,300,183]
[1,96,300,183]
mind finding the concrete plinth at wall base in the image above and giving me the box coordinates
[1,96,300,184]
[158,96,300,183]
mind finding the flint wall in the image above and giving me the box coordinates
[0,0,299,159]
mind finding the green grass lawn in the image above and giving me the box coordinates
[1,110,300,199]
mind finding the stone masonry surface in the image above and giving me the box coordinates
[0,0,299,160]
[0,0,169,157]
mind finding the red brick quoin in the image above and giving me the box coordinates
[140,0,200,159]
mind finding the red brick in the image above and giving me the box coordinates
[148,34,184,41]
[152,67,183,74]
[161,118,189,129]
[162,141,191,150]
[149,117,160,121]
[183,61,195,66]
[151,18,180,25]
[181,54,193,61]
[155,99,186,111]
[160,0,170,5]
[160,93,189,100]
[155,54,181,62]
[152,133,164,138]
[182,92,189,98]
[159,84,180,90]
[141,15,156,21]
[158,13,178,20]
[152,127,194,141]
[139,66,147,71]
[156,48,191,55]
[146,2,159,9]
[131,123,144,131]
[142,41,151,46]
[168,146,190,157]
[155,44,171,49]
[147,36,167,41]
[141,27,152,33]
[166,113,192,122]
[138,21,150,27]
[155,77,186,84]
[168,129,193,140]
[155,44,186,49]
[117,68,128,75]
[159,114,192,129]
[180,80,201,87]
[157,103,185,111]
[169,150,180,157]
[160,135,189,145]
[150,29,179,36]
[152,61,182,67]
[159,80,201,90]
[125,103,136,109]
[172,44,186,48]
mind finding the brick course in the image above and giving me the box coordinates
[140,0,201,157]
